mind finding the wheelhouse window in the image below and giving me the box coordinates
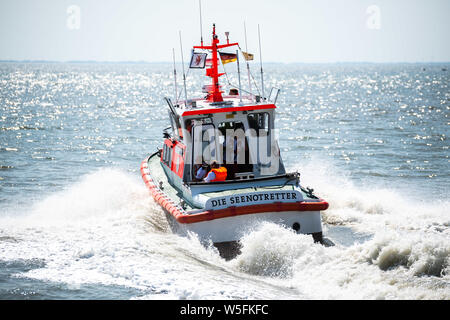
[247,112,270,135]
[247,112,272,168]
[218,120,253,179]
[162,142,172,167]
[168,112,180,139]
[192,123,216,179]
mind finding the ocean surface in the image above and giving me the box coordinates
[0,62,448,300]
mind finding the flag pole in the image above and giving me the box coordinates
[236,49,242,104]
[172,48,178,105]
[244,21,253,102]
[179,31,188,106]
[258,24,265,101]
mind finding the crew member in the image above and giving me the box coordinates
[195,163,209,180]
[204,160,227,182]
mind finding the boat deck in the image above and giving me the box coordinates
[147,153,196,211]
[147,152,318,212]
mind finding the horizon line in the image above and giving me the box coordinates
[0,60,449,64]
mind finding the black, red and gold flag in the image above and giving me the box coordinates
[219,52,237,65]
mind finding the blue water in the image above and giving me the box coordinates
[0,62,449,299]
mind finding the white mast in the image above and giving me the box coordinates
[258,24,265,101]
[179,31,188,106]
[172,48,178,105]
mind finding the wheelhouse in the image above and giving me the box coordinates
[160,96,286,185]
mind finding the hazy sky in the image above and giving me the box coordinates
[0,0,449,62]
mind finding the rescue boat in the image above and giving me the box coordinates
[140,24,328,258]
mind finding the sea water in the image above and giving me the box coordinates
[0,62,448,299]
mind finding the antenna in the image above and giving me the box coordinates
[258,24,265,101]
[199,0,203,46]
[243,21,253,101]
[179,31,188,106]
[172,48,178,105]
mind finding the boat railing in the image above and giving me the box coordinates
[268,87,280,103]
[187,172,299,186]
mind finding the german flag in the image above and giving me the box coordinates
[219,52,237,65]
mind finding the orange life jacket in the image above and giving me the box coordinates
[209,167,227,182]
